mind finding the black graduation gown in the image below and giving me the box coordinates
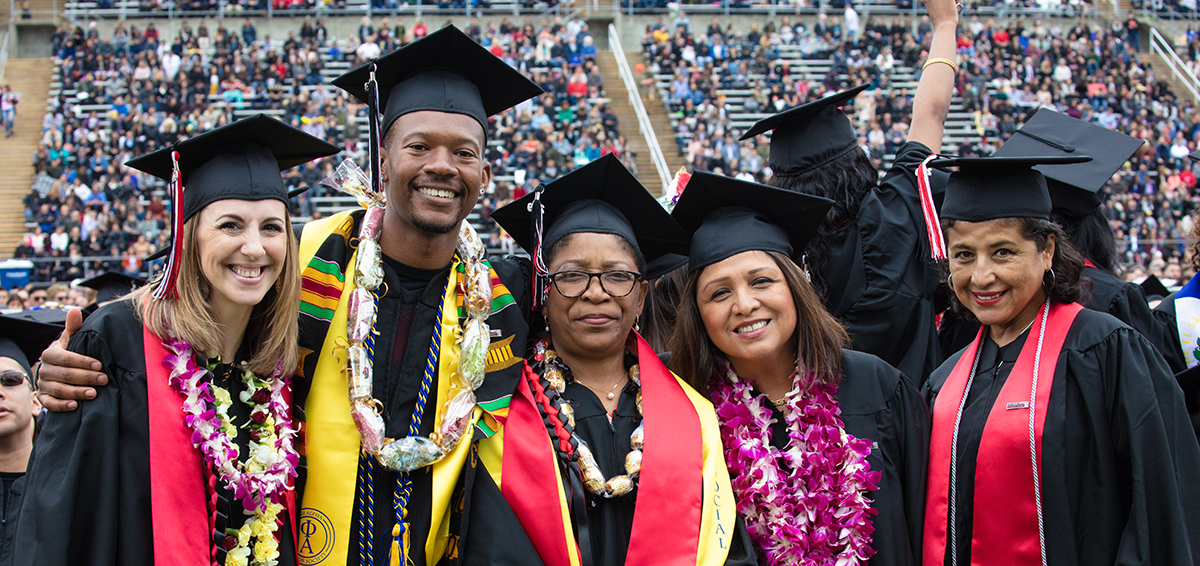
[456,381,759,566]
[822,141,942,383]
[924,308,1200,565]
[1150,292,1200,437]
[938,266,1173,368]
[13,300,297,566]
[762,350,929,566]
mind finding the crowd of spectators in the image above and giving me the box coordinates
[640,11,1199,276]
[15,15,636,282]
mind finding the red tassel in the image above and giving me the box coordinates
[153,150,185,301]
[917,155,947,261]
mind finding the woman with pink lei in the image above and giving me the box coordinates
[669,171,930,566]
[16,115,339,566]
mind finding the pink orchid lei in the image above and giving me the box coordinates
[709,358,881,566]
[162,338,300,566]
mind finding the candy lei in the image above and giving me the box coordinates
[530,335,644,498]
[332,160,492,472]
[163,338,299,566]
[709,358,880,566]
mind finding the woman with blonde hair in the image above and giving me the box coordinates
[16,115,339,566]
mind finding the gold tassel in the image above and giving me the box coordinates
[388,522,413,566]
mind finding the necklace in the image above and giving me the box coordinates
[162,338,298,566]
[331,159,494,472]
[580,374,627,401]
[531,335,644,497]
[710,357,879,565]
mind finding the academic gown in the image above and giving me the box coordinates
[924,308,1200,565]
[938,266,1173,368]
[1150,292,1200,437]
[456,379,758,566]
[821,141,942,383]
[13,300,297,566]
[760,350,929,566]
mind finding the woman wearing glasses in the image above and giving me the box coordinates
[466,155,754,566]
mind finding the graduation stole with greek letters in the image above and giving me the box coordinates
[479,334,737,566]
[923,301,1082,566]
[1174,275,1200,369]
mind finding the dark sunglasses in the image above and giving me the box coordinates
[0,370,28,388]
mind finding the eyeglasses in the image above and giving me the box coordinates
[548,270,642,298]
[29,295,46,303]
[0,371,28,388]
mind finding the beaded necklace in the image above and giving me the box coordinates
[529,334,644,498]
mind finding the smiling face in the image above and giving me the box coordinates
[195,198,289,324]
[695,251,797,376]
[542,233,647,365]
[381,111,491,238]
[947,218,1054,342]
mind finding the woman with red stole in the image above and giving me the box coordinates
[15,115,340,566]
[469,154,755,566]
[924,155,1200,566]
[668,172,930,566]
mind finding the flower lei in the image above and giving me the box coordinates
[162,338,299,566]
[530,334,643,497]
[709,358,880,566]
[331,159,493,471]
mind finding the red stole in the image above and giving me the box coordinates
[923,302,1082,566]
[144,324,298,565]
[502,334,704,566]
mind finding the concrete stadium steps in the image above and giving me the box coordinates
[0,58,53,256]
[594,49,681,196]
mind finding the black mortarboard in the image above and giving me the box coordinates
[0,308,67,375]
[490,154,688,264]
[932,156,1093,223]
[737,84,869,175]
[993,109,1144,217]
[77,271,145,304]
[332,25,543,139]
[1190,149,1200,162]
[125,114,340,224]
[671,171,834,273]
[1141,274,1171,302]
[645,253,689,280]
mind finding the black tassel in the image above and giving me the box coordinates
[366,62,382,196]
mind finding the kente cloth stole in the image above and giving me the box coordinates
[923,301,1082,566]
[481,333,737,566]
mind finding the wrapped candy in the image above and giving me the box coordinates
[360,206,386,240]
[377,436,446,472]
[635,391,643,415]
[351,402,386,454]
[544,367,566,394]
[354,239,384,289]
[347,288,376,344]
[576,443,605,491]
[456,221,486,260]
[604,475,634,497]
[630,422,645,451]
[347,345,372,401]
[458,318,489,390]
[437,389,476,449]
[330,159,378,205]
[628,365,641,386]
[558,401,575,428]
[464,263,493,319]
[624,449,643,476]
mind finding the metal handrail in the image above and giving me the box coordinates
[608,22,670,193]
[1150,26,1200,101]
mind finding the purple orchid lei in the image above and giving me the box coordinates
[709,358,881,566]
[162,337,300,513]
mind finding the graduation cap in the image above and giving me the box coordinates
[77,271,144,304]
[0,308,67,376]
[1191,148,1200,162]
[645,253,689,281]
[930,156,1093,223]
[125,114,340,300]
[1141,274,1171,302]
[992,109,1144,217]
[671,171,834,273]
[737,84,869,176]
[332,25,543,139]
[491,154,688,265]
